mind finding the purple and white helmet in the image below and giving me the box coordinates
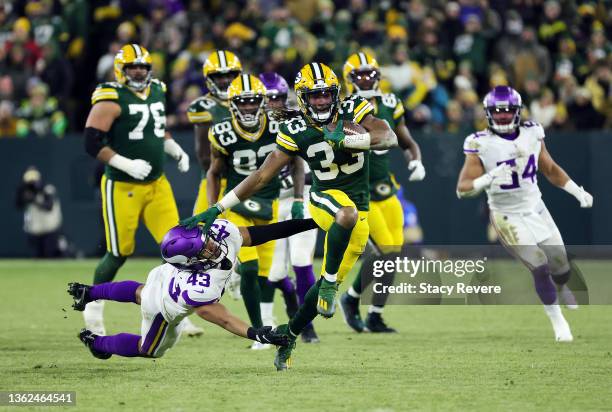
[259,72,288,104]
[483,86,522,134]
[160,225,228,271]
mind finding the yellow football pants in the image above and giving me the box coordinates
[309,189,369,283]
[368,194,404,253]
[224,199,278,277]
[101,174,178,257]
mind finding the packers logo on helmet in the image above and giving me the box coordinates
[295,62,340,124]
[203,50,243,100]
[343,51,381,99]
[114,44,153,92]
[227,74,266,128]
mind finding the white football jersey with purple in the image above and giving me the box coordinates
[463,121,545,213]
[149,219,243,324]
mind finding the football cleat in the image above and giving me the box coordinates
[365,312,397,333]
[78,329,112,360]
[67,282,92,311]
[300,323,320,344]
[339,292,364,332]
[317,279,338,318]
[274,324,296,371]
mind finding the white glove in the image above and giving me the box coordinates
[488,163,514,186]
[563,180,593,208]
[108,154,152,180]
[408,160,426,181]
[164,139,190,173]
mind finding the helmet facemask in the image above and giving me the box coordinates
[485,105,521,134]
[230,94,265,128]
[123,63,152,92]
[300,85,339,124]
[350,68,380,99]
[207,70,241,100]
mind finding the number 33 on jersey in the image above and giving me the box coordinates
[276,96,374,211]
[91,79,168,182]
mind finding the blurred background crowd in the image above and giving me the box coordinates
[0,0,610,139]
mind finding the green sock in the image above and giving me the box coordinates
[289,278,322,335]
[93,252,127,284]
[240,260,262,328]
[324,222,353,274]
[352,253,377,294]
[259,276,275,303]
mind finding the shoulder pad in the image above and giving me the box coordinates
[91,83,120,105]
[463,130,488,154]
[151,78,167,93]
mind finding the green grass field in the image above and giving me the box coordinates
[1,259,611,411]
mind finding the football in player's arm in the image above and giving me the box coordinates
[182,62,397,369]
[68,217,319,360]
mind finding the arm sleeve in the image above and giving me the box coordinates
[247,219,318,246]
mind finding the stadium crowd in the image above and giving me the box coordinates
[0,0,610,138]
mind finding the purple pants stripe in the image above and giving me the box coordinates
[140,313,168,356]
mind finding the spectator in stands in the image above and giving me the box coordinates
[16,81,67,138]
[566,87,606,130]
[6,17,41,69]
[529,88,559,129]
[453,14,489,90]
[0,100,17,137]
[584,60,612,128]
[538,0,568,55]
[35,42,73,102]
[512,27,551,96]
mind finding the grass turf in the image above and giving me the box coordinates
[0,258,611,411]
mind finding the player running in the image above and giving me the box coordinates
[259,72,319,343]
[67,218,319,360]
[83,43,202,337]
[456,85,593,342]
[182,62,398,370]
[206,74,283,349]
[187,50,241,215]
[339,51,426,333]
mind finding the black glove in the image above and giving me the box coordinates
[247,326,290,347]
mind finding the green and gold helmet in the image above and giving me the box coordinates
[114,44,153,91]
[203,50,243,100]
[294,62,340,124]
[227,74,267,128]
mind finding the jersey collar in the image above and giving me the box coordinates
[232,114,267,141]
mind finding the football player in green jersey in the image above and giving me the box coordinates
[182,62,398,369]
[206,74,284,349]
[187,50,241,215]
[83,44,203,337]
[339,51,426,333]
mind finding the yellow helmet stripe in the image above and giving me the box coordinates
[218,50,227,69]
[358,52,368,67]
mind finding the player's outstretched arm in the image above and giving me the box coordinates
[206,147,226,206]
[456,154,512,198]
[84,101,152,180]
[396,117,425,181]
[195,302,290,346]
[238,218,318,247]
[539,142,593,207]
[181,149,292,229]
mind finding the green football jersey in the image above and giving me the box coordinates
[276,96,374,211]
[91,79,168,182]
[187,93,230,125]
[209,114,281,220]
[367,93,405,201]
